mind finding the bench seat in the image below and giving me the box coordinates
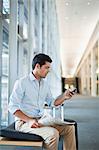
[0,137,43,147]
[0,122,43,148]
[0,120,78,149]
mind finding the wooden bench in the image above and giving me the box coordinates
[0,136,43,148]
[0,122,43,149]
[0,120,78,150]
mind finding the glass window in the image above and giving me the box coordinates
[2,52,9,76]
[23,48,28,75]
[1,28,9,127]
[3,29,9,45]
[3,0,10,14]
[1,76,8,126]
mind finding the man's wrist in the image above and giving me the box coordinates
[63,93,68,100]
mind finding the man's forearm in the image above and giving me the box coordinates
[54,90,73,106]
[14,110,42,128]
[14,110,32,122]
[54,94,65,106]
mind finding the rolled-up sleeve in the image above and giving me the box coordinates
[8,79,25,114]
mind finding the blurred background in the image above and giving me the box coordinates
[0,0,99,149]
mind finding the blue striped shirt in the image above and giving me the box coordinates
[9,72,54,119]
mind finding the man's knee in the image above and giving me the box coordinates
[45,127,59,144]
[47,127,59,138]
[44,127,59,150]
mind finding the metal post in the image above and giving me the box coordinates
[52,107,56,118]
[61,104,64,121]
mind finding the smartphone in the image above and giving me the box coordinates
[70,88,77,94]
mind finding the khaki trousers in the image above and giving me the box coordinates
[15,120,76,150]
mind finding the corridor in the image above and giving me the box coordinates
[0,0,99,149]
[64,95,99,150]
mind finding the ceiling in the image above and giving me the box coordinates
[56,0,99,78]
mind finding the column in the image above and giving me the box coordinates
[18,0,24,77]
[28,0,35,71]
[43,0,48,53]
[38,0,42,52]
[98,39,99,67]
[82,66,87,95]
[8,0,18,123]
[87,57,90,95]
[91,49,96,96]
[97,39,99,95]
[0,0,3,128]
[47,0,50,53]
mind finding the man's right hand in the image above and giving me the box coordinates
[14,110,43,128]
[28,119,42,128]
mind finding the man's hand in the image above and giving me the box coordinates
[28,119,43,128]
[54,89,76,106]
[63,89,74,100]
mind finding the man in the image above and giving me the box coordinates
[9,53,76,150]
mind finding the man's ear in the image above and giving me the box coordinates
[36,63,40,69]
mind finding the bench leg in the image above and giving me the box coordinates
[74,122,78,150]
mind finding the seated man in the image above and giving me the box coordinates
[9,53,76,150]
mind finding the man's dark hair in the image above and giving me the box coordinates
[32,53,52,70]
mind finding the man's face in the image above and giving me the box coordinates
[38,62,51,78]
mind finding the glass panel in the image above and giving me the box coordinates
[3,29,9,45]
[3,0,10,14]
[1,29,9,126]
[2,52,9,76]
[23,48,28,75]
[1,76,8,126]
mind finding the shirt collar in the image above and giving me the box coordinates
[29,72,44,82]
[29,72,37,81]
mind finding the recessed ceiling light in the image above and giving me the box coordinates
[87,2,90,5]
[66,2,69,6]
[65,17,69,20]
